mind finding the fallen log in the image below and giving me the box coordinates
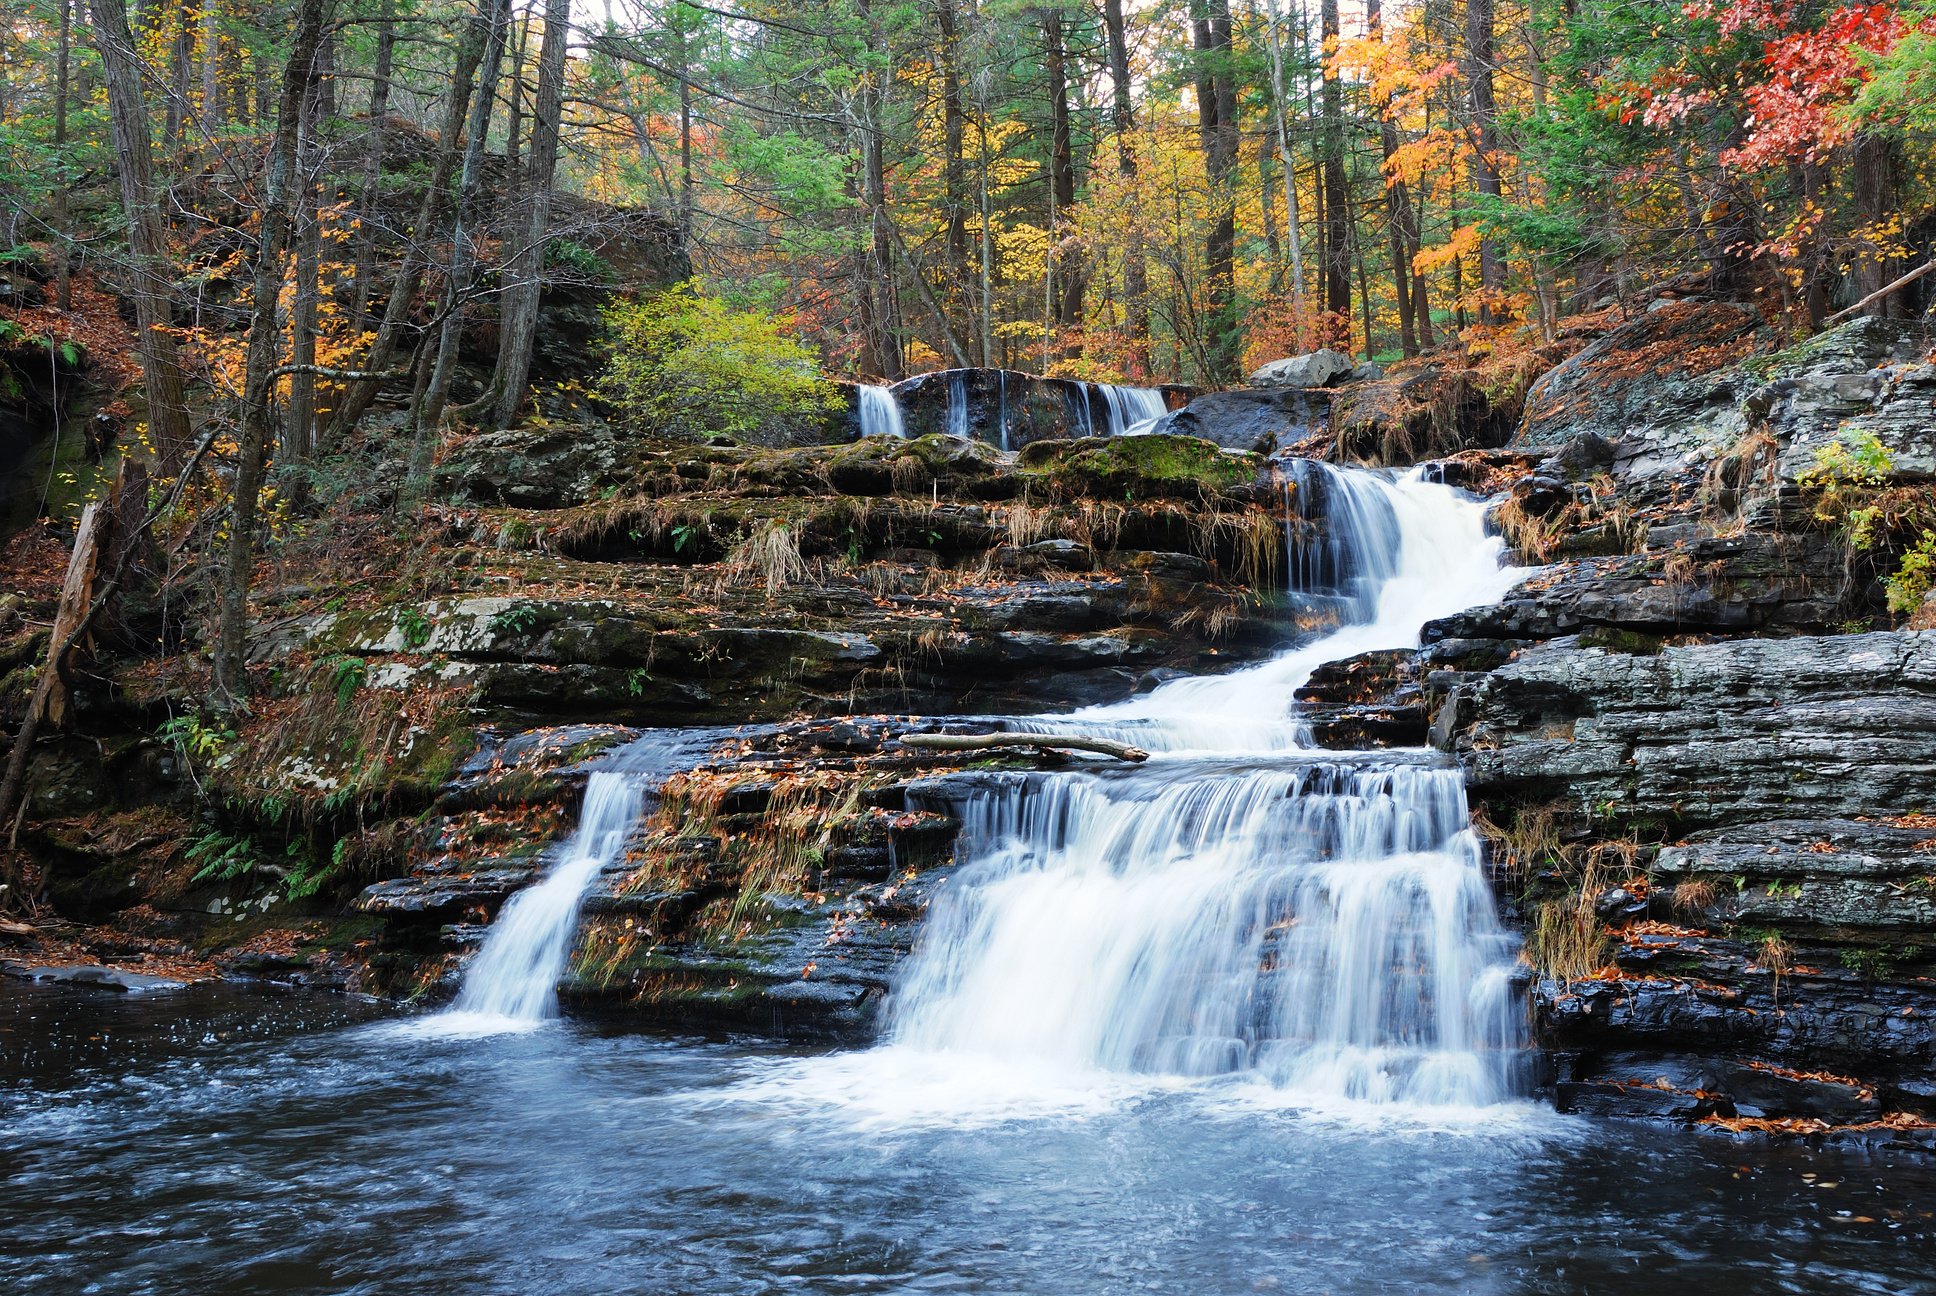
[900,732,1150,762]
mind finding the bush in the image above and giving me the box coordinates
[598,281,839,441]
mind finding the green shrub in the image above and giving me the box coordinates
[1886,530,1936,617]
[598,281,840,440]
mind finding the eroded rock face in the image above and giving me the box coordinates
[1437,630,1936,1130]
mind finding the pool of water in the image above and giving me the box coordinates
[3,983,1933,1295]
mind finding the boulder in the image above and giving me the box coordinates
[1248,349,1355,390]
[1147,389,1328,453]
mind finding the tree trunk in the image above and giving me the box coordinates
[1102,0,1149,371]
[1466,0,1503,320]
[53,0,74,312]
[1852,133,1898,317]
[213,0,330,703]
[329,5,487,443]
[488,0,572,428]
[1044,7,1082,356]
[414,0,512,440]
[856,0,902,380]
[1319,0,1351,318]
[87,0,194,468]
[350,0,397,337]
[938,0,969,333]
[284,37,331,462]
[1193,0,1239,383]
[1261,0,1307,335]
[1366,0,1416,356]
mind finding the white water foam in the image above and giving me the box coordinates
[856,384,905,439]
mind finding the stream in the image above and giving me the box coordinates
[4,980,1935,1294]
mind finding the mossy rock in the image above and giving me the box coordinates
[1017,434,1253,497]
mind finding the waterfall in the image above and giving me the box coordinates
[946,372,969,438]
[1096,382,1169,436]
[856,385,905,439]
[425,732,712,1036]
[1068,382,1169,437]
[887,462,1532,1107]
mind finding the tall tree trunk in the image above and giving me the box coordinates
[1261,0,1307,335]
[350,0,397,337]
[284,36,330,461]
[856,0,902,380]
[1319,0,1351,319]
[938,0,969,333]
[488,0,572,428]
[677,8,694,249]
[1852,133,1898,317]
[329,4,487,442]
[416,0,512,439]
[53,0,74,312]
[1465,0,1503,320]
[1193,0,1239,383]
[165,2,194,148]
[1102,0,1149,370]
[1366,0,1416,356]
[87,0,194,467]
[213,0,330,704]
[1044,7,1082,356]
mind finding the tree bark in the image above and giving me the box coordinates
[938,0,969,333]
[1319,0,1351,318]
[213,0,331,703]
[1193,0,1239,383]
[1043,7,1082,356]
[87,0,194,467]
[1102,0,1149,370]
[488,0,573,428]
[329,3,487,443]
[1367,0,1417,355]
[284,36,331,461]
[1466,0,1503,320]
[1261,0,1307,336]
[350,0,397,337]
[416,0,512,437]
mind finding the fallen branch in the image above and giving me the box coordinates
[266,362,412,382]
[1824,260,1936,326]
[900,732,1149,762]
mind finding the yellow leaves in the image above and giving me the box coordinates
[1412,223,1482,275]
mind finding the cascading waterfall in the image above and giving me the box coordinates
[856,385,905,439]
[887,462,1532,1107]
[1067,381,1169,438]
[429,732,712,1034]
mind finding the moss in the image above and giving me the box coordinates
[1577,627,1666,655]
[1017,434,1254,497]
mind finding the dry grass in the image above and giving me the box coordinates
[1491,494,1575,563]
[1005,501,1055,549]
[1672,877,1719,915]
[722,520,807,598]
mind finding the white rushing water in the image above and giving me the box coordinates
[856,384,905,439]
[420,732,712,1038]
[882,462,1533,1109]
[1069,381,1169,437]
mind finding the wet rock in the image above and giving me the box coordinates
[356,866,541,919]
[9,964,186,992]
[1149,389,1328,453]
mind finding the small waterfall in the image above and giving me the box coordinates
[856,385,905,439]
[889,461,1532,1107]
[1067,381,1169,437]
[1096,382,1169,435]
[946,372,969,438]
[429,732,713,1035]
